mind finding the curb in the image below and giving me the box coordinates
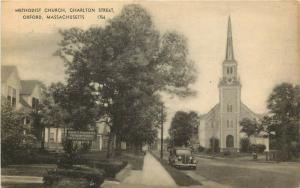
[115,164,132,182]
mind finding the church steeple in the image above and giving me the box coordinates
[220,16,239,86]
[225,16,234,61]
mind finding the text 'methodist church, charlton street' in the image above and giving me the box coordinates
[198,17,262,152]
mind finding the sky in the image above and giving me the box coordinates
[2,1,299,137]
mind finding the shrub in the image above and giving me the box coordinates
[197,146,205,152]
[289,141,300,157]
[240,138,250,153]
[56,178,88,188]
[223,150,231,156]
[250,144,266,153]
[43,166,105,188]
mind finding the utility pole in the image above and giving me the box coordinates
[160,103,164,159]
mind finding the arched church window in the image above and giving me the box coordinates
[226,135,234,148]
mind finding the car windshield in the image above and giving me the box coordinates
[176,149,191,155]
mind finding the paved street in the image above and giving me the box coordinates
[187,155,300,188]
[150,151,300,188]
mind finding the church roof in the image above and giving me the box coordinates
[241,102,261,119]
[200,103,220,120]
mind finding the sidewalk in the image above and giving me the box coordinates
[141,152,176,186]
[103,152,177,188]
[2,175,43,184]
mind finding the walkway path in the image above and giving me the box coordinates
[140,152,176,186]
[123,152,176,186]
[2,175,43,184]
[103,152,177,188]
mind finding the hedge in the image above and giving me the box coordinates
[43,166,105,188]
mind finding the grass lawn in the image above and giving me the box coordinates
[80,151,144,170]
[120,152,144,170]
[195,162,300,188]
[152,153,201,186]
[2,164,56,177]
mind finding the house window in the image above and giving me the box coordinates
[32,97,39,109]
[227,120,230,128]
[23,116,30,125]
[50,133,55,143]
[7,86,17,107]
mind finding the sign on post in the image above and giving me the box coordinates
[66,130,96,141]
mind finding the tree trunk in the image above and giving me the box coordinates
[115,133,122,156]
[106,132,113,158]
[41,129,45,150]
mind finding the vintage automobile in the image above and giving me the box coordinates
[168,147,197,169]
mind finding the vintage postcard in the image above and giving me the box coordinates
[1,1,300,188]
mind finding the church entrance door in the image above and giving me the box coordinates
[226,135,234,148]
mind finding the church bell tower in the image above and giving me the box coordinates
[219,16,241,152]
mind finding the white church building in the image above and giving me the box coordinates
[198,17,268,152]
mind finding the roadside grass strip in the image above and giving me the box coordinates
[152,154,202,186]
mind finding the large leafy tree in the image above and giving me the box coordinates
[169,111,198,147]
[55,4,197,156]
[122,95,163,151]
[240,118,261,137]
[265,83,300,160]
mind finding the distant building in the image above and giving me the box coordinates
[1,65,43,129]
[198,17,268,152]
[1,65,22,109]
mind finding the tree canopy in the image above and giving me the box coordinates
[240,118,261,137]
[54,4,197,154]
[169,111,199,147]
[264,83,300,160]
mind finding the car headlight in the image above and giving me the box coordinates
[178,156,182,160]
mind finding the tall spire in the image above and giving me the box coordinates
[225,16,234,61]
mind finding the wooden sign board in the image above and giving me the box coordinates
[67,130,96,141]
